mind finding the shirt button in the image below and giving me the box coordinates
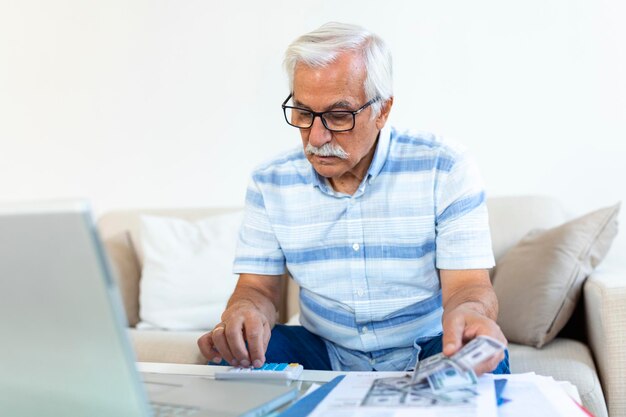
[352,243,360,251]
[370,358,376,365]
[350,199,356,205]
[362,325,368,333]
[356,288,364,297]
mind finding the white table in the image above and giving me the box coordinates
[137,362,583,414]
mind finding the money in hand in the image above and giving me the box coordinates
[410,335,505,386]
[450,335,506,371]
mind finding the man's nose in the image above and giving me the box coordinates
[307,115,332,148]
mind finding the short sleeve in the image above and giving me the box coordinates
[434,150,495,270]
[232,176,286,276]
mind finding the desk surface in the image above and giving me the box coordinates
[137,361,406,383]
[136,362,582,406]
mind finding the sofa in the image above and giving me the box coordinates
[97,195,624,417]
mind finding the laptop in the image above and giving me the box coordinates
[0,200,298,417]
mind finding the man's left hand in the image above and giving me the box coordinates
[441,304,507,375]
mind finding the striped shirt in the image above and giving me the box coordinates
[233,124,495,371]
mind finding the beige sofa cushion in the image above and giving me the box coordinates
[137,213,242,330]
[509,339,607,417]
[98,208,241,327]
[493,203,620,348]
[128,329,206,364]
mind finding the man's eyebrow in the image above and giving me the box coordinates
[292,99,356,111]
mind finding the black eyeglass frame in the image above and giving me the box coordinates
[281,93,381,132]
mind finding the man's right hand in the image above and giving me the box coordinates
[198,301,272,368]
[197,274,282,368]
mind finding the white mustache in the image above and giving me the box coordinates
[305,143,349,160]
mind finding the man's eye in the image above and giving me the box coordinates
[325,112,351,122]
[294,110,312,119]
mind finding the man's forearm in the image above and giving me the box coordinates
[440,269,499,321]
[443,283,499,321]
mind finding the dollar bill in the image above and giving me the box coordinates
[412,356,466,384]
[436,388,478,404]
[410,335,505,386]
[450,335,506,371]
[364,375,478,407]
[427,362,478,393]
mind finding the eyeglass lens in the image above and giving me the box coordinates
[286,108,354,131]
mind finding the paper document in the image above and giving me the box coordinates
[307,372,497,417]
[487,373,590,417]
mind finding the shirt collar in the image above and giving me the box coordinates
[365,123,392,182]
[310,161,326,190]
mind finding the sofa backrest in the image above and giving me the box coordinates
[97,195,568,328]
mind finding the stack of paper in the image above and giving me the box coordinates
[283,372,591,417]
[493,373,591,417]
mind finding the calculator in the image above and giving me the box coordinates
[214,362,304,380]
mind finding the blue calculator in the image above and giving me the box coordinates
[214,363,304,380]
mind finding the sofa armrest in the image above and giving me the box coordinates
[584,267,626,417]
[128,329,207,365]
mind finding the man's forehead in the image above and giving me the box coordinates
[292,57,367,110]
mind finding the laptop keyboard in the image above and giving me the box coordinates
[151,402,199,417]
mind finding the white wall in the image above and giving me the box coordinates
[1,0,625,257]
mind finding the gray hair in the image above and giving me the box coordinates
[283,22,393,117]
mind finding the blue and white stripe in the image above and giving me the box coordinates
[233,125,495,370]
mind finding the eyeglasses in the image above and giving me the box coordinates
[281,93,380,132]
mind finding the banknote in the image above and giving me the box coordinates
[410,335,505,385]
[436,388,478,405]
[412,356,465,384]
[427,362,478,393]
[450,335,506,371]
[363,375,479,407]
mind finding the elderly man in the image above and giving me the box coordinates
[198,22,509,374]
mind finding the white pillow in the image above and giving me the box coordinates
[137,211,243,331]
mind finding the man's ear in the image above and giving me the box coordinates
[375,97,394,130]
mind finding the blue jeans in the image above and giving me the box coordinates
[264,325,510,373]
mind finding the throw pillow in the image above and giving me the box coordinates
[492,203,620,348]
[137,211,243,331]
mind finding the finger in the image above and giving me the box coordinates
[212,325,237,366]
[262,321,271,350]
[466,323,508,351]
[224,321,252,367]
[442,314,465,356]
[463,322,501,344]
[197,332,222,363]
[463,324,479,343]
[244,317,269,368]
[473,351,505,375]
[257,321,272,368]
[197,332,213,360]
